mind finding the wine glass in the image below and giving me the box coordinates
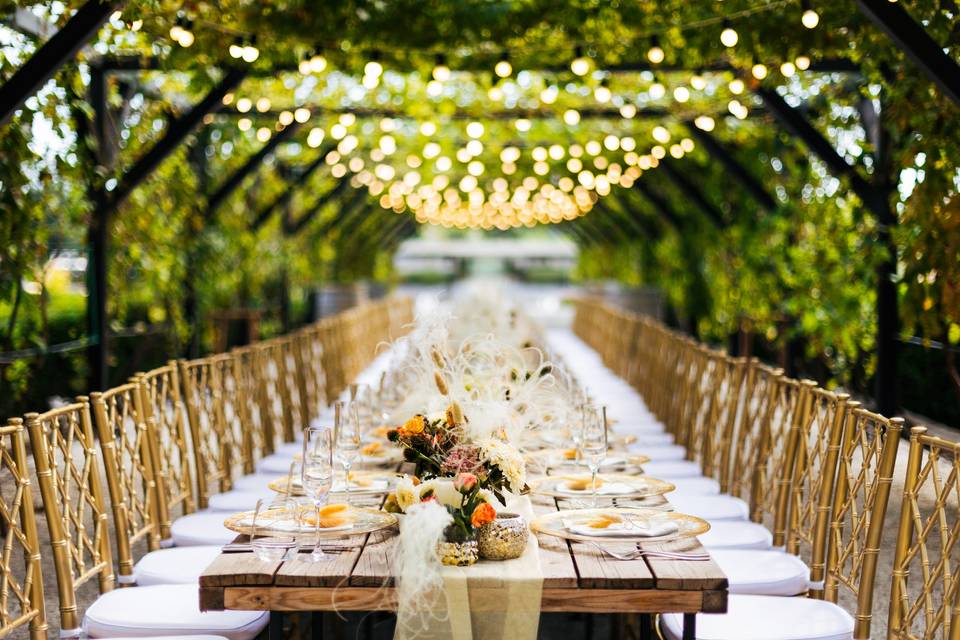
[579,403,608,508]
[300,426,334,562]
[335,401,362,505]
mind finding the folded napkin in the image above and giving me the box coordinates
[331,478,389,492]
[562,517,678,538]
[559,481,635,495]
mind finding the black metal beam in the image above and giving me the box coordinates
[312,188,369,238]
[855,0,960,106]
[0,0,121,126]
[683,123,778,212]
[605,191,662,241]
[592,202,645,243]
[251,143,335,231]
[204,121,300,221]
[632,178,684,231]
[752,84,886,215]
[97,53,859,77]
[103,67,247,211]
[284,178,353,235]
[658,159,727,229]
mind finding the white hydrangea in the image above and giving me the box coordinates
[479,438,526,493]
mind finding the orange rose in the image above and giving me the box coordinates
[400,415,425,436]
[470,502,496,528]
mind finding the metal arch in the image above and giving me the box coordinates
[683,123,778,212]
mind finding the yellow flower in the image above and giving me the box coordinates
[400,415,425,435]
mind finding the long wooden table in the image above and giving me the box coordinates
[199,495,727,640]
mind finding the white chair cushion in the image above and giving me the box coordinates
[231,473,281,491]
[661,594,854,640]
[84,584,268,640]
[642,460,703,478]
[669,494,749,522]
[697,520,773,550]
[709,549,810,595]
[636,444,687,461]
[171,512,236,547]
[256,453,296,475]
[207,490,277,513]
[134,545,224,586]
[626,432,675,447]
[668,477,721,496]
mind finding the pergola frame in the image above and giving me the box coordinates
[3,2,955,414]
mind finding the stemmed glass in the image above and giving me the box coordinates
[335,401,362,505]
[579,403,608,508]
[300,426,334,562]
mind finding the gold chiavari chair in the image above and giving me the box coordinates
[231,344,268,469]
[661,399,903,640]
[294,324,329,425]
[25,400,115,635]
[137,362,195,543]
[90,383,161,584]
[887,427,960,640]
[0,418,46,640]
[825,408,904,638]
[276,335,308,442]
[784,386,850,598]
[700,355,749,492]
[178,354,235,508]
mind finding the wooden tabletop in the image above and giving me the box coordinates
[199,494,728,616]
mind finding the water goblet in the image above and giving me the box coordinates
[300,426,334,562]
[579,403,608,508]
[335,401,362,505]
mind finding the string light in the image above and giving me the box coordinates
[294,108,311,123]
[432,54,451,82]
[647,36,665,64]
[728,78,745,94]
[648,76,666,100]
[690,72,707,91]
[466,121,485,138]
[563,109,581,125]
[241,37,259,63]
[673,86,690,102]
[229,36,244,59]
[170,17,194,47]
[420,121,437,136]
[751,64,768,80]
[365,52,384,78]
[308,51,327,73]
[494,55,513,78]
[720,19,739,48]
[652,126,671,144]
[235,97,252,113]
[570,46,591,76]
[515,118,531,132]
[780,61,797,77]
[594,79,612,103]
[620,104,637,118]
[801,0,820,28]
[795,55,811,70]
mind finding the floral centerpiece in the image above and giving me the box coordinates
[384,404,527,564]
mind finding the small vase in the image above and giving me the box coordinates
[477,512,528,560]
[438,538,479,566]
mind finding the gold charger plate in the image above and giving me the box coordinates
[530,474,674,500]
[268,471,394,497]
[223,505,397,538]
[530,507,709,544]
[525,448,651,473]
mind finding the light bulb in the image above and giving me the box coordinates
[647,45,665,64]
[514,118,531,132]
[466,121,485,138]
[294,108,310,123]
[365,60,383,78]
[494,59,512,78]
[652,126,671,144]
[256,127,271,142]
[649,82,665,99]
[236,98,252,113]
[620,104,637,118]
[673,86,690,102]
[720,24,739,48]
[563,109,581,125]
[728,78,745,94]
[796,55,812,70]
[242,45,259,62]
[426,80,443,96]
[363,74,380,89]
[169,24,184,41]
[420,121,437,136]
[298,59,311,74]
[488,86,504,101]
[309,54,327,73]
[278,110,294,126]
[594,85,612,103]
[802,4,820,29]
[694,115,715,131]
[690,74,706,91]
[751,64,768,80]
[780,61,796,77]
[540,86,558,104]
[432,64,451,82]
[255,97,271,112]
[571,47,591,76]
[229,43,244,59]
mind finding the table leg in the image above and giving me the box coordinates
[269,611,284,640]
[682,613,696,640]
[638,614,652,640]
[311,611,324,640]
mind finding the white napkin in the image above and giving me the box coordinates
[562,517,678,538]
[331,478,389,492]
[559,481,635,495]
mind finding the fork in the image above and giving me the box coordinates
[589,543,711,561]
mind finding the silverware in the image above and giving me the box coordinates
[222,542,353,554]
[589,542,711,561]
